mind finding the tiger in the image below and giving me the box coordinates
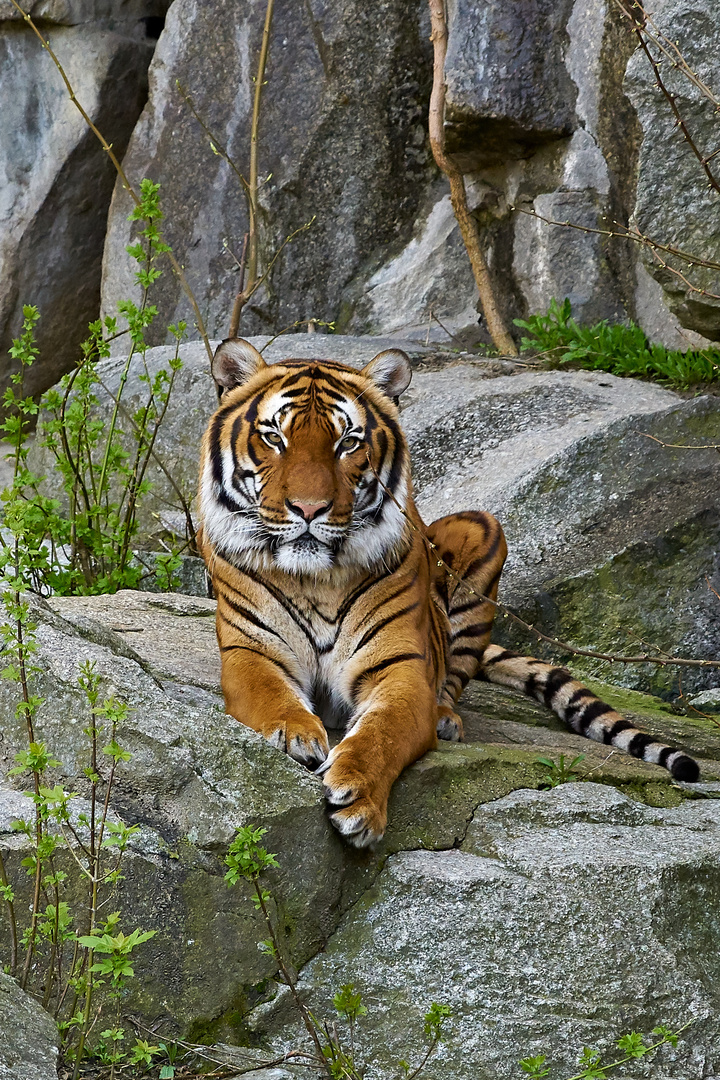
[197,337,700,848]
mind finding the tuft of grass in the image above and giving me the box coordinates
[515,298,720,388]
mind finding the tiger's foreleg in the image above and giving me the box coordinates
[428,511,508,742]
[220,648,329,769]
[318,657,438,848]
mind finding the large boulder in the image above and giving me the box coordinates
[0,972,58,1080]
[100,0,433,345]
[0,1,168,403]
[2,590,719,1041]
[248,783,720,1079]
[625,0,720,340]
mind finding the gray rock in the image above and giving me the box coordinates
[689,688,720,714]
[251,784,720,1079]
[625,0,720,340]
[401,365,720,695]
[100,0,433,345]
[3,589,718,1036]
[0,16,160,403]
[0,972,58,1080]
[512,188,626,324]
[444,0,578,163]
[0,0,167,22]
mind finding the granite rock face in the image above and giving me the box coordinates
[0,972,58,1080]
[0,2,167,402]
[249,784,720,1080]
[3,589,720,1045]
[625,0,720,340]
[100,0,433,346]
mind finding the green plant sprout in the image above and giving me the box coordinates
[223,825,452,1080]
[535,754,587,788]
[516,298,720,387]
[519,1021,690,1079]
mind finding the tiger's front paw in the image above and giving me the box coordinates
[262,713,329,770]
[316,743,387,848]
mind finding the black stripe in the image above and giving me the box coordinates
[230,566,316,644]
[219,593,288,643]
[336,574,382,628]
[604,718,634,744]
[355,601,420,653]
[483,648,518,666]
[452,646,486,660]
[564,688,592,718]
[217,644,303,689]
[351,652,424,700]
[542,667,574,708]
[351,572,415,631]
[658,746,674,767]
[451,597,486,616]
[627,732,655,759]
[464,532,502,580]
[449,620,494,642]
[574,698,612,734]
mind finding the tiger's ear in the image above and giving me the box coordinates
[361,349,412,399]
[212,338,267,390]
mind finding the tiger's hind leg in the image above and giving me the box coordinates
[427,511,508,742]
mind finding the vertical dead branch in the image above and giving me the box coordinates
[248,0,275,290]
[226,0,275,339]
[427,0,518,357]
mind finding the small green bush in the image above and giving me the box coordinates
[515,298,720,388]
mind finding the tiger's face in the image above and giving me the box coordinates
[200,338,414,576]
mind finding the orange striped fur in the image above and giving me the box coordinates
[198,338,699,847]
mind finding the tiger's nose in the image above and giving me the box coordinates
[286,499,332,522]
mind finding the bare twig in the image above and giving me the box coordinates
[635,431,720,450]
[248,0,275,292]
[510,205,720,273]
[614,0,720,196]
[10,0,213,367]
[427,0,518,356]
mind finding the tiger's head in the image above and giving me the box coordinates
[199,338,414,577]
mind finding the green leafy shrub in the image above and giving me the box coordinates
[2,180,190,598]
[515,298,720,387]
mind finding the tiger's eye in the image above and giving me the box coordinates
[262,431,283,447]
[339,436,360,453]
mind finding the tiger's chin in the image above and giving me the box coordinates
[273,536,336,576]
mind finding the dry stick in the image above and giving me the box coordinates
[10,1,213,368]
[509,205,720,273]
[635,431,720,450]
[613,0,720,110]
[248,0,275,290]
[615,0,720,196]
[427,0,518,357]
[365,452,720,670]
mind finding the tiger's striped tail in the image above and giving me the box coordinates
[477,645,700,783]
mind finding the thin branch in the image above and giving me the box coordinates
[510,205,720,272]
[427,0,518,356]
[248,0,275,292]
[614,0,720,195]
[635,431,720,450]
